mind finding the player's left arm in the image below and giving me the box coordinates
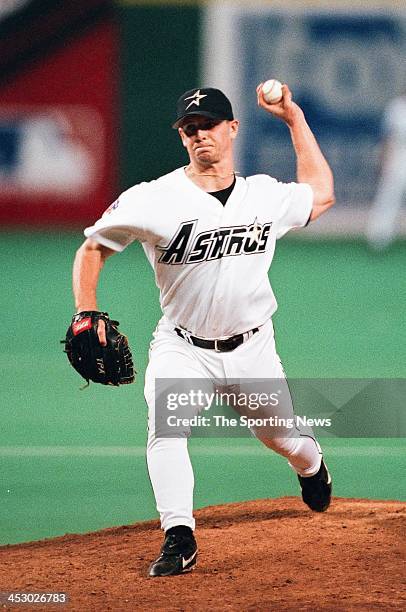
[257,83,335,221]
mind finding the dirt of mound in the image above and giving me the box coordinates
[0,497,404,611]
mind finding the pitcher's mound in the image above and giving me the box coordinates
[0,497,404,611]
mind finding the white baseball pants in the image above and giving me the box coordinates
[144,316,322,532]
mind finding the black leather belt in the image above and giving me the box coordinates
[174,326,259,352]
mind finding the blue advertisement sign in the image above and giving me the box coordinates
[236,10,406,205]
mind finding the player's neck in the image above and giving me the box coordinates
[185,162,237,192]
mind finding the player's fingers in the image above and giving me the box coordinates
[97,319,107,346]
[256,83,264,105]
[282,84,292,105]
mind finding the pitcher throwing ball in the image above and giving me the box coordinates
[71,83,335,577]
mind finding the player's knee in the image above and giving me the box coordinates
[257,435,298,457]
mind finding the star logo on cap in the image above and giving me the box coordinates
[184,89,208,110]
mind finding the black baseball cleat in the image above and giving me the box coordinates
[149,530,197,577]
[298,458,332,512]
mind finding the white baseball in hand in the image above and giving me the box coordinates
[262,79,283,104]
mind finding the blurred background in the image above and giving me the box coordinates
[1,0,405,546]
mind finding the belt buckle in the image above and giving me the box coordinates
[214,339,221,353]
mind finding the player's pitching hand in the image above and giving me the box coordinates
[256,83,303,126]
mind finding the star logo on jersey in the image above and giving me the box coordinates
[246,217,262,246]
[184,90,208,110]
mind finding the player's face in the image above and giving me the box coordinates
[178,116,239,165]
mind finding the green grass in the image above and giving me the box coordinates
[271,238,406,377]
[0,232,404,545]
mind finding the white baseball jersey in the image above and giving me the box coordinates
[367,95,406,248]
[382,96,406,143]
[84,167,313,338]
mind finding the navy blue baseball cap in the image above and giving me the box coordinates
[173,87,234,128]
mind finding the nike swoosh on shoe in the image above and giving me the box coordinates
[182,550,197,569]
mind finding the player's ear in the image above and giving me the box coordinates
[178,128,187,147]
[229,120,239,140]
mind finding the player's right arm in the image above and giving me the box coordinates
[257,83,335,221]
[72,238,116,345]
[75,186,147,344]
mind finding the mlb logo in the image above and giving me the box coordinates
[0,105,103,197]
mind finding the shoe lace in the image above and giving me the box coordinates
[165,534,179,549]
[163,533,194,554]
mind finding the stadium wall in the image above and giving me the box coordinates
[0,0,405,234]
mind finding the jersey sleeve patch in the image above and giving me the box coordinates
[103,198,120,215]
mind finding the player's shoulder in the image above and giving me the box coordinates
[383,96,406,130]
[245,173,281,192]
[246,173,278,185]
[246,173,307,191]
[119,168,184,200]
[385,95,406,114]
[244,174,311,208]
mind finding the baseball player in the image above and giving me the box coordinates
[366,92,406,250]
[72,84,335,577]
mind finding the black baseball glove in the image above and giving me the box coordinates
[62,311,135,386]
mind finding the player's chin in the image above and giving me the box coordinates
[194,149,215,163]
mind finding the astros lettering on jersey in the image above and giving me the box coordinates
[84,168,312,339]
